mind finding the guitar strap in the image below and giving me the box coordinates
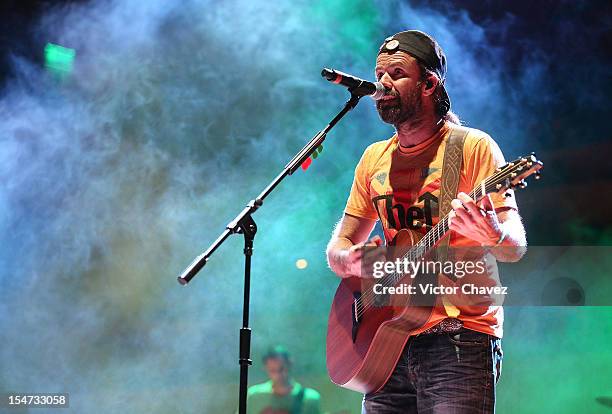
[437,125,468,316]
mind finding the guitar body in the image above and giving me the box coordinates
[326,229,434,394]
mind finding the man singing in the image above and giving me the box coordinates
[326,30,526,413]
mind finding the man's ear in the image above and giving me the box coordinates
[422,75,438,96]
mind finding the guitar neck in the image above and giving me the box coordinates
[408,184,483,254]
[387,181,489,285]
[386,154,542,286]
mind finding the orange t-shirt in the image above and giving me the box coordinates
[344,122,518,338]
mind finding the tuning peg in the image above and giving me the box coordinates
[519,180,528,189]
[510,172,517,178]
[535,172,542,180]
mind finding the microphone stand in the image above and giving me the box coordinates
[177,92,363,414]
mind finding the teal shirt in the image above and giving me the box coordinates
[246,380,321,414]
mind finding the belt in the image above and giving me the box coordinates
[420,318,464,335]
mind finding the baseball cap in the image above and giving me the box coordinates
[378,30,451,114]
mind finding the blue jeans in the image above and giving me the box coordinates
[362,328,503,414]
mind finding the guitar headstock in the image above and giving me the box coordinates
[487,153,543,196]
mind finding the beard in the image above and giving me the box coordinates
[376,85,423,126]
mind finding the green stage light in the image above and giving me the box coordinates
[44,43,75,77]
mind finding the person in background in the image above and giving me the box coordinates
[246,345,321,414]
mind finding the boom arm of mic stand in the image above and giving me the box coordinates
[176,93,362,285]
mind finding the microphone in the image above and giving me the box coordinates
[321,68,386,100]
